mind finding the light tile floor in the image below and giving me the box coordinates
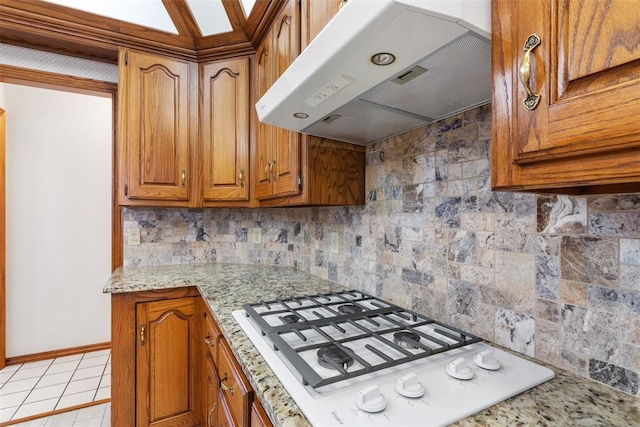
[10,402,110,427]
[0,350,111,424]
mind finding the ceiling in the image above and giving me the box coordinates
[0,0,284,63]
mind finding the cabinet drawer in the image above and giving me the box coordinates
[251,401,273,427]
[204,309,221,365]
[218,340,253,427]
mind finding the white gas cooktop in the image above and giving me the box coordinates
[233,290,554,427]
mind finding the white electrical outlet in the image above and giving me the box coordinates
[330,232,339,254]
[250,228,262,244]
[128,227,141,246]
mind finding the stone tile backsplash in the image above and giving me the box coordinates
[123,104,639,397]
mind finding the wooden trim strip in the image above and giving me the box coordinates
[0,109,5,370]
[5,342,111,366]
[0,399,111,427]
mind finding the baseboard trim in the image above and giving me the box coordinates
[5,342,111,366]
[0,399,110,427]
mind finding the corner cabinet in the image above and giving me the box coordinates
[200,57,251,206]
[118,49,198,206]
[491,0,640,193]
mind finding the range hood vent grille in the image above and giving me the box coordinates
[303,32,491,145]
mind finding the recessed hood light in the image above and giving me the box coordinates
[370,52,396,66]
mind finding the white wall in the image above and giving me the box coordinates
[5,83,112,356]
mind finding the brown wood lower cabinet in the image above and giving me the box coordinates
[112,289,273,427]
[202,302,272,427]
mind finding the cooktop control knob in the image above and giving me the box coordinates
[395,373,425,398]
[474,349,501,370]
[446,357,474,380]
[356,384,387,413]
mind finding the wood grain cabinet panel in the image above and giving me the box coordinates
[255,0,365,207]
[250,401,273,427]
[120,48,197,204]
[201,57,250,204]
[136,297,200,427]
[204,352,220,427]
[255,0,301,201]
[301,0,342,50]
[492,0,640,193]
[217,340,253,427]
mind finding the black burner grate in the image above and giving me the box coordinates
[242,290,481,389]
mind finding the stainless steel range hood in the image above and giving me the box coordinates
[255,0,491,145]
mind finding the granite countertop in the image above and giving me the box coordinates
[105,263,640,427]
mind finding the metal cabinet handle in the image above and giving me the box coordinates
[271,159,277,182]
[519,34,541,110]
[181,169,186,188]
[265,161,271,183]
[204,335,215,347]
[207,402,217,426]
[220,373,235,395]
[140,323,146,346]
[207,374,217,426]
[239,168,244,188]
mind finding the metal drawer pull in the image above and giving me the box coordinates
[207,402,217,426]
[181,169,186,188]
[204,335,215,347]
[519,34,541,110]
[220,373,235,395]
[265,161,271,183]
[239,168,244,188]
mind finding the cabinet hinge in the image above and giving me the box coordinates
[124,184,128,196]
[297,174,302,189]
[124,52,128,65]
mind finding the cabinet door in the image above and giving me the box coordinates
[492,0,640,191]
[136,297,199,427]
[271,0,301,197]
[124,50,194,201]
[301,0,341,50]
[255,35,275,200]
[218,340,253,427]
[204,352,220,427]
[201,58,250,202]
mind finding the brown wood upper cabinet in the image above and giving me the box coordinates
[119,49,197,205]
[201,57,250,205]
[256,0,301,201]
[492,0,640,193]
[301,0,342,50]
[119,49,252,207]
[255,0,365,207]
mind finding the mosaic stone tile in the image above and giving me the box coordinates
[587,195,619,212]
[495,308,535,356]
[621,239,640,264]
[589,359,639,395]
[587,286,640,316]
[536,254,559,300]
[620,195,640,211]
[537,195,587,233]
[560,237,618,287]
[448,279,477,316]
[621,265,640,292]
[561,305,619,362]
[589,212,640,238]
